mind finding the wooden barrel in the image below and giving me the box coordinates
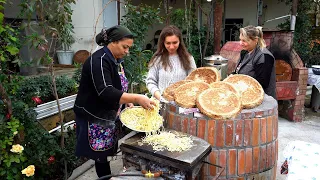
[162,95,278,180]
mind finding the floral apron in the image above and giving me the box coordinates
[88,64,129,151]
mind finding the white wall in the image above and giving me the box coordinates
[103,0,118,28]
[71,0,105,53]
[262,0,291,28]
[225,0,258,26]
[224,0,290,29]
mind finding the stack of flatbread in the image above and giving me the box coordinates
[162,67,264,119]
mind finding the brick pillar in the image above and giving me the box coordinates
[164,95,278,179]
[287,67,308,122]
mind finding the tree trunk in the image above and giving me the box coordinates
[202,1,213,66]
[292,0,298,15]
[290,0,298,31]
[49,64,68,179]
[164,0,170,25]
[214,0,223,54]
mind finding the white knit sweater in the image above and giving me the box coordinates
[146,55,197,96]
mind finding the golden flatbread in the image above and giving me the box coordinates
[223,74,264,109]
[196,88,242,119]
[186,67,220,85]
[162,80,192,101]
[174,81,210,108]
[210,81,240,97]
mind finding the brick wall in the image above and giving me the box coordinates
[276,81,298,100]
[222,31,304,75]
[220,42,241,75]
[163,95,278,179]
[263,31,303,69]
[286,68,308,122]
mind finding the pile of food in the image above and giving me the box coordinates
[162,67,264,119]
[141,131,193,152]
[120,98,163,132]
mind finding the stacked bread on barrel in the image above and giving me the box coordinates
[162,67,264,119]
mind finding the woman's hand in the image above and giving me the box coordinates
[126,103,134,108]
[136,95,156,110]
[154,91,161,100]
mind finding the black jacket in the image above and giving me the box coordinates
[234,47,277,100]
[74,47,124,121]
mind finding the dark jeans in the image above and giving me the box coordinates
[95,161,111,179]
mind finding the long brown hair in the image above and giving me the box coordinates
[148,25,192,71]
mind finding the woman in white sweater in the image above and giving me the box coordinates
[146,25,197,100]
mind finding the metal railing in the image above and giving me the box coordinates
[34,94,77,120]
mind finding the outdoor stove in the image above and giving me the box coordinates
[120,131,223,180]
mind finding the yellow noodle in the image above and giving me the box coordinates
[121,98,163,132]
[121,98,193,152]
[142,131,193,152]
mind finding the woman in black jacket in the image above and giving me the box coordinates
[234,25,277,99]
[74,25,155,178]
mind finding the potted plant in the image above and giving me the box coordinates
[56,0,76,65]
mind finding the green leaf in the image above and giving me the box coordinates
[11,59,19,63]
[6,46,19,55]
[12,167,17,174]
[9,36,17,42]
[0,13,3,23]
[5,161,11,168]
[14,158,20,163]
[0,170,6,176]
[20,156,26,162]
[0,26,4,33]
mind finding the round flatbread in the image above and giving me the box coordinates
[174,81,210,108]
[162,80,192,101]
[210,81,240,97]
[186,67,220,85]
[196,88,242,119]
[223,74,264,109]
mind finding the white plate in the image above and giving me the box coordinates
[311,65,320,68]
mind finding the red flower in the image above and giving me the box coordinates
[6,113,11,119]
[32,97,43,105]
[48,156,55,164]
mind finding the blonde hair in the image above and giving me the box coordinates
[240,25,266,48]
